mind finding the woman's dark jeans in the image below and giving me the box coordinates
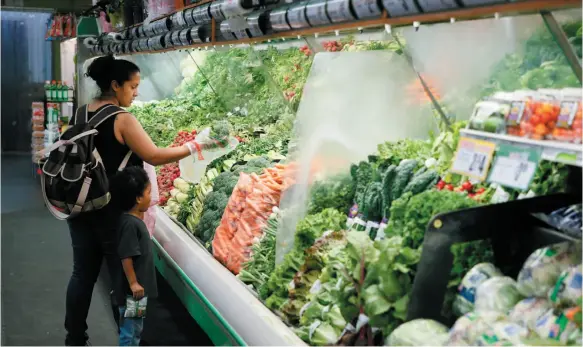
[65,206,121,346]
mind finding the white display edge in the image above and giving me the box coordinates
[152,207,305,346]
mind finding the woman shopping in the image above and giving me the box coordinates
[52,55,215,346]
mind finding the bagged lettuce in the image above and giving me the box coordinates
[475,277,524,314]
[509,297,553,330]
[447,311,506,346]
[533,308,581,344]
[473,321,529,346]
[386,319,449,346]
[548,264,582,308]
[517,241,582,297]
[454,263,503,316]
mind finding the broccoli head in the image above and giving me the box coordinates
[212,172,239,195]
[204,191,230,212]
[246,156,271,168]
[210,120,232,139]
[195,209,223,242]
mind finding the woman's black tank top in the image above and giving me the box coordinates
[72,104,143,176]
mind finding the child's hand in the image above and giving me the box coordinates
[130,282,145,299]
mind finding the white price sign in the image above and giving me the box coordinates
[451,137,496,181]
[487,143,541,191]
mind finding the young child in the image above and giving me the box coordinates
[111,166,157,346]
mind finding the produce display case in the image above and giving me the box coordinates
[76,2,582,345]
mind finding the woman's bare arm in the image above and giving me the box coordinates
[116,112,191,166]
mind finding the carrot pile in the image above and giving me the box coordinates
[212,163,296,274]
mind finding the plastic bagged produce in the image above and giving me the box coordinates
[548,264,582,308]
[143,162,159,237]
[533,308,581,344]
[517,241,582,297]
[386,319,449,346]
[454,263,503,316]
[213,165,291,274]
[473,321,529,346]
[509,297,553,330]
[475,277,524,314]
[447,311,506,346]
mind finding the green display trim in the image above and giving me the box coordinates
[152,238,246,346]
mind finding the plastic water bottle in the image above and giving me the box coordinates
[44,81,52,99]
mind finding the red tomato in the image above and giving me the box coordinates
[530,114,542,125]
[476,187,486,194]
[445,184,454,191]
[540,112,553,124]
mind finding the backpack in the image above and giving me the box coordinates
[39,104,132,220]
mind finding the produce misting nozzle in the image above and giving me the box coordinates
[334,30,340,36]
[357,26,363,33]
[384,24,391,34]
[413,21,420,32]
[314,33,319,38]
[450,17,455,23]
[494,12,500,19]
[297,35,301,40]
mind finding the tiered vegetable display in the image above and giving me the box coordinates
[126,24,580,346]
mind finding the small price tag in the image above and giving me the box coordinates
[557,101,578,128]
[487,143,541,191]
[451,137,496,181]
[506,101,526,126]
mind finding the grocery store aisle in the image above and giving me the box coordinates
[1,154,118,346]
[1,154,213,346]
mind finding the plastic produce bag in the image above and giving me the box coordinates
[454,263,503,316]
[275,51,438,265]
[533,308,581,344]
[212,169,287,274]
[179,127,239,184]
[386,319,449,346]
[124,296,148,318]
[447,311,506,346]
[509,297,552,330]
[548,264,582,308]
[517,241,582,297]
[143,162,159,237]
[473,321,529,346]
[475,277,524,314]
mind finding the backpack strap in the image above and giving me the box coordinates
[118,150,133,171]
[40,175,92,220]
[88,104,127,128]
[69,105,88,126]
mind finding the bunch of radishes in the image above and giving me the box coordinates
[170,130,197,148]
[157,163,181,206]
[299,45,312,56]
[158,130,198,205]
[322,40,342,52]
[436,180,486,200]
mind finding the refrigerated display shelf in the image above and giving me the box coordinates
[151,207,305,346]
[115,0,580,57]
[461,128,582,167]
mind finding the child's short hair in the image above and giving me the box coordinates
[110,166,150,212]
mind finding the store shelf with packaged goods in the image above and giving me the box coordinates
[100,0,583,58]
[152,207,305,346]
[461,129,582,167]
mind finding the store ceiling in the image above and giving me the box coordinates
[2,0,93,13]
